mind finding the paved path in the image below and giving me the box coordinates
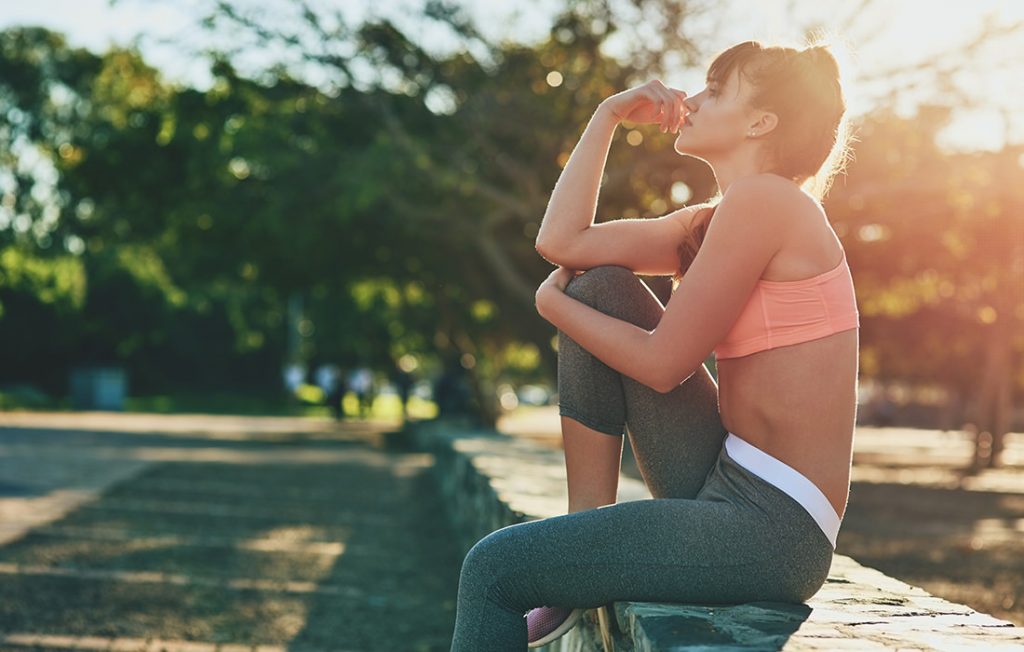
[499,406,1024,493]
[0,411,462,651]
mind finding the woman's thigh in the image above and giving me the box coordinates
[623,363,728,500]
[558,266,728,499]
[481,500,776,607]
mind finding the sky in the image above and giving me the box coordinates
[1,0,1022,152]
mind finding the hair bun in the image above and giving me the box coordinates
[801,45,840,81]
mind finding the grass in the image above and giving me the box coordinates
[0,386,439,421]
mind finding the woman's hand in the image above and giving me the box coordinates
[600,80,688,133]
[535,266,580,318]
[540,265,578,293]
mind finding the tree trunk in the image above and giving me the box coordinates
[988,363,1012,469]
[459,346,499,429]
[969,316,1013,470]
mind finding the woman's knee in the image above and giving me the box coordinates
[564,265,636,305]
[563,266,661,329]
[460,525,535,610]
[461,525,519,580]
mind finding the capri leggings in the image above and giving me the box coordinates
[449,265,840,651]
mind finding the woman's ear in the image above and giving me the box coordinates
[748,111,779,137]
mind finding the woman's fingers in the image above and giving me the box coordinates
[648,86,669,132]
[639,81,686,132]
[643,87,662,129]
[661,87,679,132]
[661,86,682,132]
[672,92,681,131]
[660,90,671,132]
[644,82,667,131]
[674,90,688,131]
[674,90,687,129]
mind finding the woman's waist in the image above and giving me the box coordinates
[725,426,850,513]
[720,433,846,549]
[726,419,850,500]
[719,371,858,457]
[716,328,858,386]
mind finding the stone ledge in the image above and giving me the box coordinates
[407,418,1024,651]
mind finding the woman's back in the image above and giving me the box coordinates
[715,196,858,520]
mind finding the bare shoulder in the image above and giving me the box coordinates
[740,174,831,228]
[723,173,811,206]
[714,174,806,230]
[723,175,841,277]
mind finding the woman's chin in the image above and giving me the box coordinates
[673,141,696,155]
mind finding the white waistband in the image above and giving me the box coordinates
[724,432,841,549]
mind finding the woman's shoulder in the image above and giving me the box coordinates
[726,173,811,202]
[743,174,827,222]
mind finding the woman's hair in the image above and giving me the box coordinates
[671,38,855,289]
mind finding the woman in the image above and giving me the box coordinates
[450,39,857,650]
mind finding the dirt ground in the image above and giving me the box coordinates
[498,409,1024,627]
[0,419,462,651]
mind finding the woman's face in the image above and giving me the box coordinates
[675,66,772,158]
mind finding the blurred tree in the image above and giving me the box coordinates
[823,106,1023,469]
[199,0,1023,443]
[197,0,720,424]
[0,1,1020,452]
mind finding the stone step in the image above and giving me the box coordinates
[408,418,1024,651]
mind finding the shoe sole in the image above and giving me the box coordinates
[527,608,585,648]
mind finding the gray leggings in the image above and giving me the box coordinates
[449,266,835,651]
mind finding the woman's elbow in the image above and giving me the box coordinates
[535,238,573,266]
[641,370,675,394]
[534,237,554,259]
[655,378,678,394]
[653,366,693,394]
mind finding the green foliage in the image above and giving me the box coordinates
[0,2,1020,426]
[0,245,86,311]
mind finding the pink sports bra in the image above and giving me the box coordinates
[714,250,860,360]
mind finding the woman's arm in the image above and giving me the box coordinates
[534,105,620,254]
[536,83,688,258]
[535,175,792,394]
[536,282,665,391]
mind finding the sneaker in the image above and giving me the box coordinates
[525,605,585,648]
